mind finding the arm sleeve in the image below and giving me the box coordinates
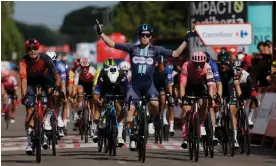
[57,62,67,83]
[114,43,134,52]
[246,75,255,92]
[19,59,27,79]
[44,55,58,75]
[165,65,173,84]
[205,63,215,85]
[156,46,173,58]
[211,61,221,82]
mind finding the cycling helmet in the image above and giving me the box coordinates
[80,58,90,67]
[45,50,57,60]
[119,61,130,71]
[137,24,153,34]
[104,58,116,68]
[237,53,245,60]
[218,51,230,62]
[107,66,120,83]
[1,71,10,78]
[219,58,231,66]
[205,52,211,62]
[191,51,207,62]
[25,38,40,49]
[233,59,243,68]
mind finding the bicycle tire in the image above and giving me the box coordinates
[112,117,117,156]
[104,137,108,153]
[5,109,10,130]
[98,129,103,152]
[228,111,235,157]
[188,113,194,161]
[163,125,169,141]
[193,112,200,162]
[206,112,214,158]
[35,116,42,163]
[243,110,251,155]
[202,137,208,157]
[84,108,89,143]
[141,110,147,163]
[220,111,228,155]
[50,115,57,156]
[237,108,244,154]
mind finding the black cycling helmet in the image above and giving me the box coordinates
[137,24,153,34]
[205,52,211,62]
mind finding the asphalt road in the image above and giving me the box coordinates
[1,104,276,166]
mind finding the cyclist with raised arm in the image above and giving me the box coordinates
[180,52,215,149]
[1,71,18,123]
[45,50,67,137]
[95,19,193,150]
[19,38,61,154]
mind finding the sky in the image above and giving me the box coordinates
[13,1,119,29]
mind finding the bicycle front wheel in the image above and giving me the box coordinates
[50,114,57,156]
[35,116,42,163]
[193,112,200,162]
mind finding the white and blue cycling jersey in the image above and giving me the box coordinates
[56,60,67,83]
[209,58,221,82]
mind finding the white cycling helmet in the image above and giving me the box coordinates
[45,50,57,60]
[80,58,90,67]
[119,61,130,71]
[107,66,120,83]
[237,53,245,60]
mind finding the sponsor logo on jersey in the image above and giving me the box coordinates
[132,56,154,65]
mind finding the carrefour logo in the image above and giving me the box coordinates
[132,56,154,65]
[236,30,248,38]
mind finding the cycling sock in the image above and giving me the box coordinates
[248,109,254,122]
[234,129,237,141]
[162,108,168,123]
[117,123,123,138]
[169,121,174,131]
[44,109,53,122]
[58,106,63,120]
[26,129,32,145]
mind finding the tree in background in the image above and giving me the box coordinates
[1,1,24,61]
[59,2,189,49]
[15,21,69,46]
[60,6,109,50]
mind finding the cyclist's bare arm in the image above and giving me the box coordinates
[216,81,223,96]
[100,33,116,48]
[19,60,28,97]
[172,42,188,58]
[234,80,242,97]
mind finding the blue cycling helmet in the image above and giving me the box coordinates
[205,52,211,62]
[137,24,153,34]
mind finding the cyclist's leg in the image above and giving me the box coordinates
[91,86,101,142]
[8,90,17,123]
[24,85,37,153]
[159,89,168,125]
[126,84,139,150]
[167,83,175,134]
[115,101,125,144]
[228,83,239,147]
[54,93,65,136]
[147,83,159,136]
[181,98,191,149]
[72,85,84,129]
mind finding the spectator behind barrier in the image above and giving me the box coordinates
[266,61,276,92]
[250,41,273,88]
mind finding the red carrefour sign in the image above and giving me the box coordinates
[97,32,128,63]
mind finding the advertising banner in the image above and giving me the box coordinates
[195,23,252,45]
[248,4,272,54]
[190,1,248,56]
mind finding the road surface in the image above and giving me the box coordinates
[1,105,276,166]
